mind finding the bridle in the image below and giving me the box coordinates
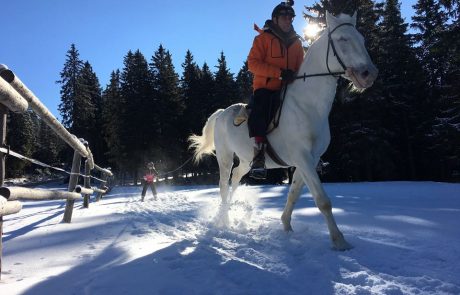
[295,22,355,81]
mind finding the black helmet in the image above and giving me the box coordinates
[272,1,295,18]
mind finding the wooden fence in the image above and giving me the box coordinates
[0,64,113,280]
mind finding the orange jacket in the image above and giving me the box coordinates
[248,26,304,91]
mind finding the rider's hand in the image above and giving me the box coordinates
[280,69,296,83]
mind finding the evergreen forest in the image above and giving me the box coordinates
[6,0,460,184]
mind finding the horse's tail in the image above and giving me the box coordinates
[188,109,224,163]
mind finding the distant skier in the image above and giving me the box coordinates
[141,162,159,201]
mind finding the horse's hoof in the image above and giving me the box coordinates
[282,223,293,232]
[281,214,292,232]
[332,239,353,251]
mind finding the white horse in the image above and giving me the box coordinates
[189,12,378,250]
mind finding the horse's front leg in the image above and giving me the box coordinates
[281,169,304,231]
[297,155,352,250]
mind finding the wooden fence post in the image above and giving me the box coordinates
[62,150,82,223]
[95,173,108,202]
[83,159,91,208]
[0,103,8,280]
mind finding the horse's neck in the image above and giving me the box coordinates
[287,36,338,118]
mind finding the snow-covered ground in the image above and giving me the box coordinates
[1,181,459,295]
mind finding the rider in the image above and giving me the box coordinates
[247,0,304,179]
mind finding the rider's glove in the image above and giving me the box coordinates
[280,69,296,83]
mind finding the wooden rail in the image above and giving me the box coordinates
[0,65,89,158]
[0,186,82,202]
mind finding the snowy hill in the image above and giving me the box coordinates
[1,182,459,294]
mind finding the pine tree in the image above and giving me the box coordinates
[440,2,460,180]
[78,61,102,160]
[34,120,63,169]
[150,45,184,176]
[303,0,359,24]
[375,0,428,179]
[57,44,101,170]
[422,0,460,180]
[199,62,216,119]
[439,0,460,14]
[119,50,155,181]
[345,0,394,181]
[235,60,253,104]
[6,111,35,177]
[213,51,238,110]
[102,70,123,169]
[411,0,448,92]
[179,50,204,178]
[57,44,84,129]
[197,62,218,178]
[180,50,202,135]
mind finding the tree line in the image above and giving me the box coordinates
[6,0,459,183]
[306,0,459,182]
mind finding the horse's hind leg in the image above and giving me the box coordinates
[229,161,250,201]
[281,169,304,231]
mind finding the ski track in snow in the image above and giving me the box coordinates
[1,182,459,295]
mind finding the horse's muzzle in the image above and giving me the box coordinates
[347,64,378,89]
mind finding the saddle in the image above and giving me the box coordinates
[233,90,281,128]
[233,104,250,126]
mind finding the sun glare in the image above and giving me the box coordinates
[303,23,321,40]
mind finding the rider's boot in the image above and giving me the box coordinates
[250,142,267,179]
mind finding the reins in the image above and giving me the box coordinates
[158,156,193,178]
[270,22,354,131]
[295,71,344,80]
[263,22,355,166]
[295,22,354,81]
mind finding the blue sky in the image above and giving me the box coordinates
[2,0,416,117]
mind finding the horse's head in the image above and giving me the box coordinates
[324,11,378,89]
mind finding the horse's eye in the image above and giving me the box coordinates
[338,37,348,42]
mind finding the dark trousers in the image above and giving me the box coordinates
[141,182,157,199]
[248,88,280,138]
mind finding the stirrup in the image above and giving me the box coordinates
[250,167,267,180]
[249,153,267,179]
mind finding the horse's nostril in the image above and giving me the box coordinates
[362,70,369,78]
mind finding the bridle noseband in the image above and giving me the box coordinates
[296,22,355,81]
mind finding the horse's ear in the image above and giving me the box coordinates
[326,11,331,24]
[326,11,336,27]
[351,11,357,26]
